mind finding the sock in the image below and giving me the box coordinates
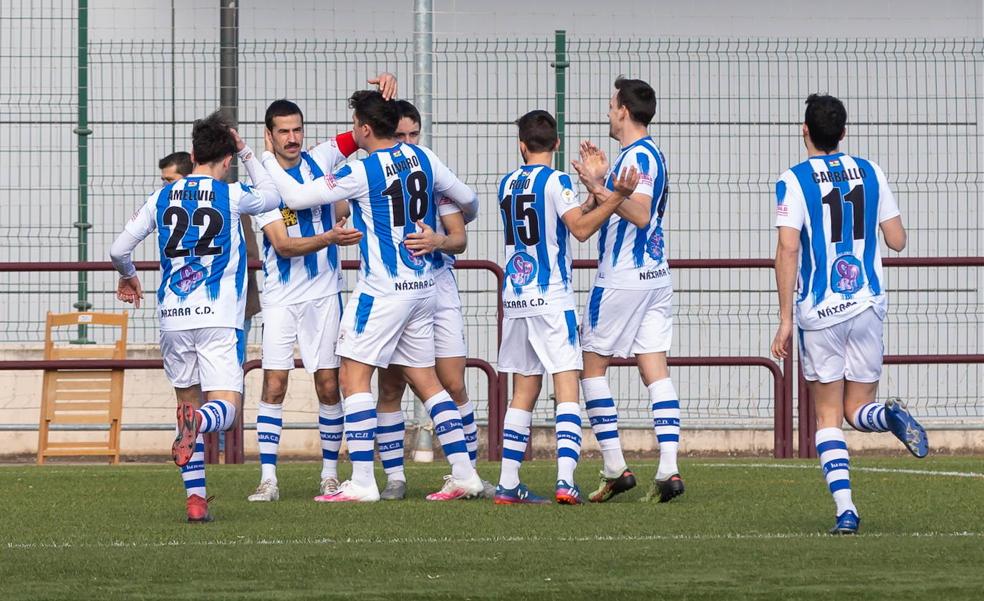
[850,403,889,433]
[459,399,479,467]
[649,378,681,480]
[343,393,377,488]
[319,403,344,479]
[498,407,532,490]
[555,401,582,484]
[180,434,206,498]
[256,401,283,483]
[582,377,626,477]
[816,427,857,516]
[197,399,237,433]
[424,391,474,481]
[376,411,406,483]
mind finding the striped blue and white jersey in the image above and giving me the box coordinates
[254,141,348,307]
[593,136,671,290]
[124,175,280,331]
[775,153,900,330]
[264,142,477,299]
[498,164,582,318]
[431,195,460,276]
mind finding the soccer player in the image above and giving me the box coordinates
[263,90,484,502]
[159,151,192,184]
[572,77,682,503]
[373,100,492,500]
[494,110,639,505]
[245,98,365,503]
[771,94,929,534]
[110,111,282,522]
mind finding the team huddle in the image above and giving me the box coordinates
[109,73,929,534]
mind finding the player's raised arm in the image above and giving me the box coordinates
[563,166,639,242]
[262,131,368,211]
[262,216,362,258]
[230,128,282,214]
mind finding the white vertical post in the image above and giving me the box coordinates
[411,0,435,462]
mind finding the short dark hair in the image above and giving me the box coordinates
[395,100,421,126]
[349,90,399,139]
[191,111,237,165]
[804,94,846,152]
[614,76,657,126]
[158,151,192,175]
[515,110,558,153]
[265,99,303,131]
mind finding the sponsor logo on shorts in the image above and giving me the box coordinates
[169,263,207,297]
[506,251,537,287]
[831,255,863,295]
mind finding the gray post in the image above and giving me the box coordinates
[219,0,238,182]
[411,0,435,462]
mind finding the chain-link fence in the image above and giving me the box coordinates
[1,3,981,430]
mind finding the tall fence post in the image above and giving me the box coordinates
[552,29,568,170]
[411,0,435,462]
[72,0,93,343]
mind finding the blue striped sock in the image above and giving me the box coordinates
[180,434,206,498]
[555,402,582,484]
[343,392,377,489]
[459,399,479,466]
[256,401,282,483]
[197,400,236,433]
[319,403,344,479]
[851,403,889,433]
[582,376,626,476]
[816,427,856,516]
[649,378,680,480]
[376,411,406,482]
[498,407,532,490]
[424,391,473,480]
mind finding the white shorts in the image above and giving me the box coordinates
[159,327,244,393]
[261,294,342,373]
[498,310,582,376]
[799,306,884,384]
[434,270,467,359]
[581,285,673,358]
[337,293,436,368]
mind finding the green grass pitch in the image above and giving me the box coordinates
[1,457,983,600]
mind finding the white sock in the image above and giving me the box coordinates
[816,427,857,516]
[554,401,582,484]
[197,399,237,433]
[649,378,680,480]
[256,401,282,483]
[343,392,377,489]
[424,391,474,481]
[850,403,889,433]
[318,403,344,480]
[376,411,406,483]
[582,376,626,477]
[498,407,532,490]
[180,434,206,498]
[459,399,479,467]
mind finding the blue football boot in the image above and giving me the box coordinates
[885,398,929,458]
[829,510,860,535]
[493,483,550,505]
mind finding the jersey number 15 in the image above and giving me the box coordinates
[499,194,541,246]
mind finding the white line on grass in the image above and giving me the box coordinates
[693,462,984,479]
[4,531,983,551]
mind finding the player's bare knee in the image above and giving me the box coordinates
[262,371,289,405]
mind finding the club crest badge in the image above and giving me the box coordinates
[646,227,665,262]
[506,252,537,287]
[169,263,207,297]
[399,241,427,271]
[831,255,863,295]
